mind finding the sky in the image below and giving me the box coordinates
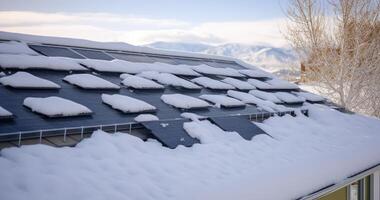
[0,0,289,47]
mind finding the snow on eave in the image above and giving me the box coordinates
[0,31,235,62]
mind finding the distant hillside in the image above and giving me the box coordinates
[146,42,300,79]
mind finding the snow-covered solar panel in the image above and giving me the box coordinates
[141,119,200,149]
[221,77,256,90]
[140,72,201,90]
[265,79,299,90]
[0,72,60,89]
[102,94,156,113]
[191,77,235,90]
[72,48,114,60]
[63,74,120,89]
[29,45,85,59]
[274,92,305,104]
[161,94,210,109]
[107,52,155,63]
[210,115,267,140]
[23,96,92,118]
[239,69,273,79]
[149,56,177,64]
[249,90,283,103]
[120,74,164,89]
[199,94,245,108]
[0,54,87,71]
[203,61,244,70]
[0,41,38,55]
[293,91,325,102]
[192,64,245,77]
[0,106,13,120]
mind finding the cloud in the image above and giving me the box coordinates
[0,11,288,47]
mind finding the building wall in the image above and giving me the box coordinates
[318,187,347,200]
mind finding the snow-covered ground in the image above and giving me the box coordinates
[1,105,380,200]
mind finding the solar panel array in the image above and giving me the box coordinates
[0,42,320,147]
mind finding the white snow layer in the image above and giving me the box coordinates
[180,112,207,121]
[265,78,299,90]
[101,94,156,113]
[293,91,325,102]
[227,90,291,112]
[139,72,201,89]
[238,69,273,78]
[0,106,12,117]
[191,64,244,77]
[0,54,87,71]
[0,41,38,55]
[199,94,245,108]
[191,77,234,90]
[274,92,305,104]
[221,77,255,90]
[23,96,92,117]
[134,114,159,122]
[0,72,60,89]
[1,105,380,200]
[247,78,273,89]
[161,94,210,109]
[249,90,283,103]
[120,74,164,89]
[80,59,200,76]
[63,74,120,89]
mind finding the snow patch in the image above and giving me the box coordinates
[191,77,234,90]
[274,92,305,104]
[0,106,12,117]
[161,94,210,109]
[221,77,256,90]
[139,72,201,89]
[199,94,245,108]
[192,64,244,77]
[134,114,159,122]
[0,54,87,71]
[0,41,38,55]
[102,94,156,113]
[23,96,92,117]
[0,72,60,89]
[249,90,283,103]
[63,74,120,89]
[120,74,164,89]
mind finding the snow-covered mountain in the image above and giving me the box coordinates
[146,42,300,74]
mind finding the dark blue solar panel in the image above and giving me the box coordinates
[172,58,204,66]
[210,115,268,140]
[141,119,199,148]
[149,56,177,64]
[72,48,114,60]
[107,52,155,63]
[29,45,85,59]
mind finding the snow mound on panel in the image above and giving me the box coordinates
[199,94,245,108]
[139,72,201,89]
[274,92,305,104]
[0,54,87,71]
[23,96,92,117]
[249,90,283,103]
[192,64,244,77]
[227,90,291,112]
[0,72,60,89]
[238,69,273,78]
[265,78,299,90]
[0,106,12,117]
[247,79,273,89]
[80,59,200,76]
[293,91,325,102]
[161,94,210,109]
[63,74,120,89]
[180,112,207,121]
[0,41,38,55]
[1,105,380,200]
[183,120,243,144]
[221,77,255,90]
[191,77,234,90]
[134,114,159,122]
[102,94,156,113]
[120,74,164,89]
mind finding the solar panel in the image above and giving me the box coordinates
[209,115,268,140]
[29,45,85,59]
[141,119,200,149]
[149,56,178,64]
[203,61,244,69]
[106,52,155,63]
[72,48,114,60]
[172,58,204,66]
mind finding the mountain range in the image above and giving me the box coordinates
[146,42,300,76]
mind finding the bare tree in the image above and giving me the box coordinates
[285,0,380,117]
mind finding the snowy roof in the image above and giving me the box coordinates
[0,71,61,89]
[1,31,378,200]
